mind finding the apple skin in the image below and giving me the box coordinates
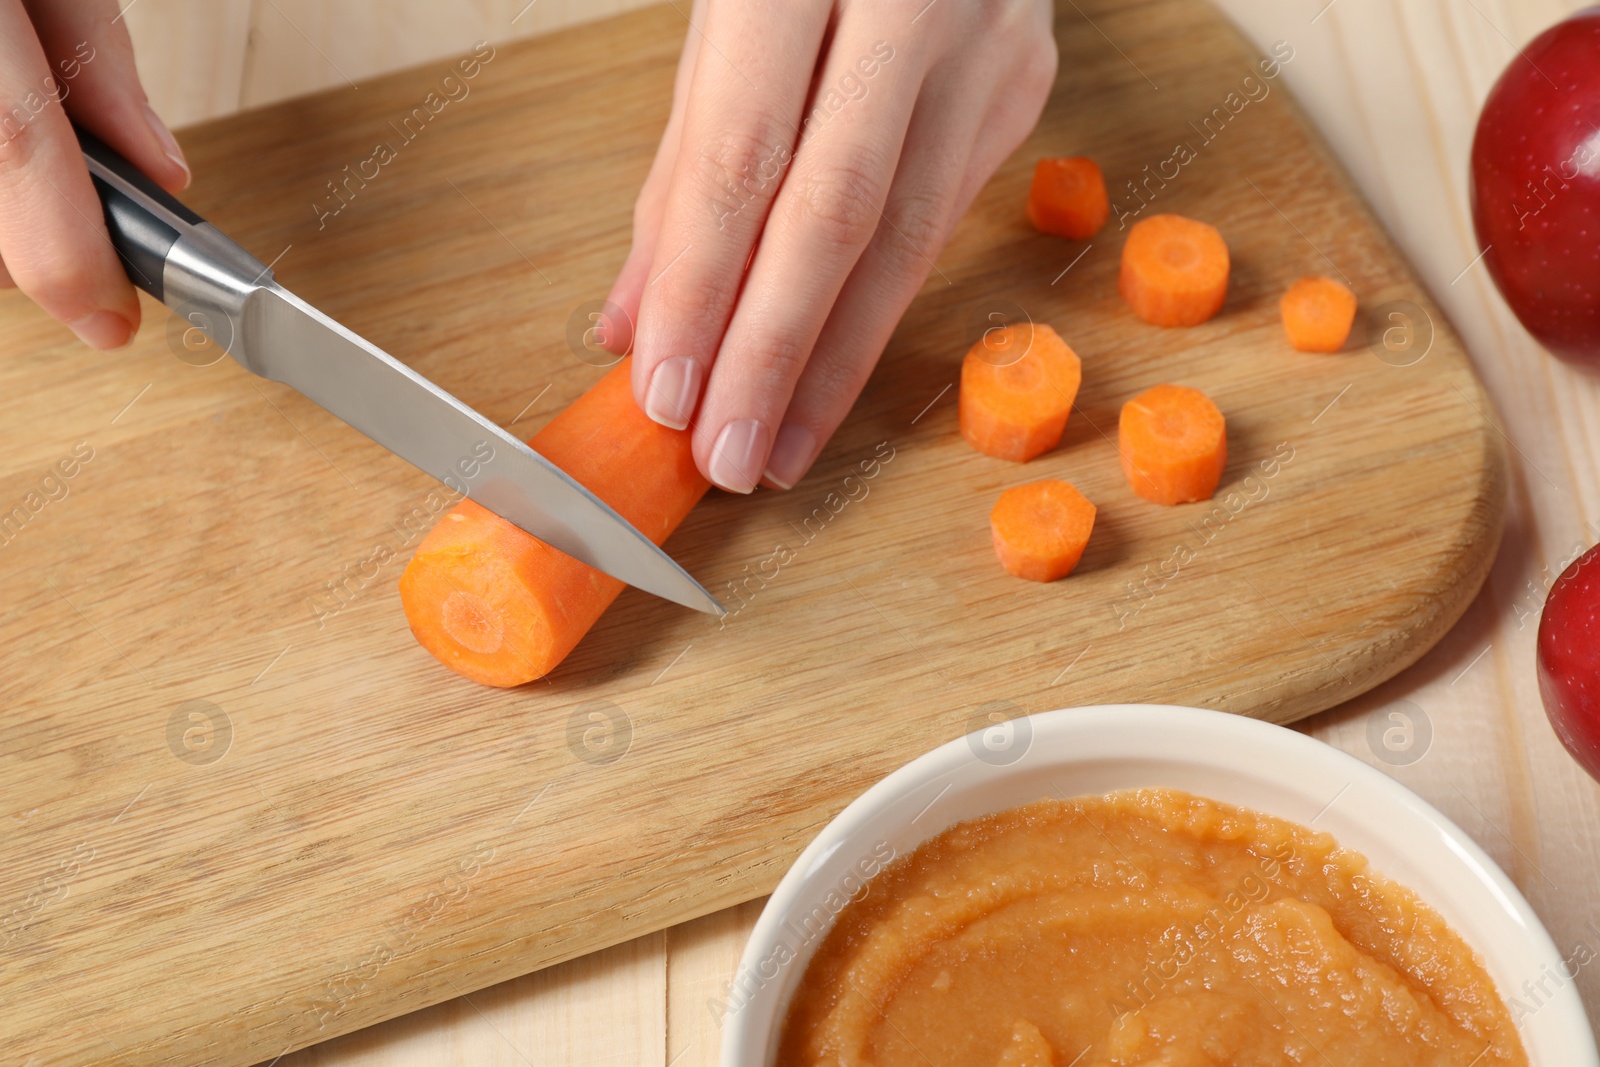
[1537,543,1600,782]
[1470,8,1600,368]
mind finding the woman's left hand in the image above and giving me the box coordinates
[603,0,1058,492]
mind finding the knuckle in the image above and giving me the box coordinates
[0,111,44,173]
[652,261,739,332]
[873,0,938,31]
[747,331,811,386]
[692,122,792,226]
[806,347,877,411]
[786,152,889,254]
[19,260,98,316]
[875,189,949,275]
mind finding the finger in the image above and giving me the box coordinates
[630,0,831,432]
[600,0,706,357]
[763,37,1056,490]
[23,0,189,192]
[944,28,1057,237]
[0,0,139,348]
[694,23,925,492]
[0,255,13,288]
[756,76,977,490]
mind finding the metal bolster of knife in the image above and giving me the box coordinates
[77,126,273,376]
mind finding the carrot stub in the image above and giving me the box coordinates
[1280,275,1358,352]
[1118,384,1227,505]
[398,358,709,687]
[990,480,1097,582]
[959,322,1083,462]
[1118,214,1230,327]
[1026,157,1110,240]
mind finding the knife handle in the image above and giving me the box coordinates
[76,126,206,303]
[76,125,272,369]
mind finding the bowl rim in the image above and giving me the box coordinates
[719,703,1597,1066]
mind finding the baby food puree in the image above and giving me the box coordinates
[778,789,1526,1066]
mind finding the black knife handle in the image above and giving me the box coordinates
[76,126,210,304]
[74,125,272,381]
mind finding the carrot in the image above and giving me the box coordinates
[990,480,1097,582]
[1026,157,1109,240]
[959,322,1082,462]
[1118,214,1230,327]
[398,357,709,687]
[1280,275,1357,352]
[1118,384,1227,505]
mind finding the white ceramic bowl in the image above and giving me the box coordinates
[721,704,1596,1066]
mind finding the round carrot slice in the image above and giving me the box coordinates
[959,322,1083,462]
[1027,157,1110,240]
[1118,384,1227,505]
[1281,275,1358,352]
[990,479,1097,582]
[1118,214,1230,327]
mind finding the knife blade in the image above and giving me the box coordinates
[76,126,722,616]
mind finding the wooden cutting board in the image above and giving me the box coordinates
[0,1,1505,1063]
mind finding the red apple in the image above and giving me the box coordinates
[1537,543,1600,781]
[1470,9,1600,367]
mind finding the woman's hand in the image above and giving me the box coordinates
[604,0,1056,492]
[0,0,189,349]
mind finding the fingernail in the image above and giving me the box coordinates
[68,310,135,351]
[708,419,770,494]
[645,356,701,430]
[143,102,191,188]
[762,423,817,490]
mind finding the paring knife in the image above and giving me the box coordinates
[76,128,722,616]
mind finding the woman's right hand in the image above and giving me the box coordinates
[0,0,190,349]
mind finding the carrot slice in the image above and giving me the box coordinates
[398,358,709,687]
[1280,275,1358,352]
[1118,384,1227,505]
[990,480,1097,582]
[1026,157,1109,240]
[959,322,1083,462]
[1118,214,1230,327]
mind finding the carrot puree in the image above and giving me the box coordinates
[777,789,1526,1067]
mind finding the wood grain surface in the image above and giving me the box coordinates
[0,2,1516,1065]
[246,2,1600,1065]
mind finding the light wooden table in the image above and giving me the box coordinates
[108,1,1600,1063]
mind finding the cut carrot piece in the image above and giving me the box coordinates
[990,480,1097,582]
[398,358,709,687]
[1119,384,1227,505]
[1118,214,1230,327]
[959,322,1083,462]
[1027,157,1109,240]
[1281,275,1358,352]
